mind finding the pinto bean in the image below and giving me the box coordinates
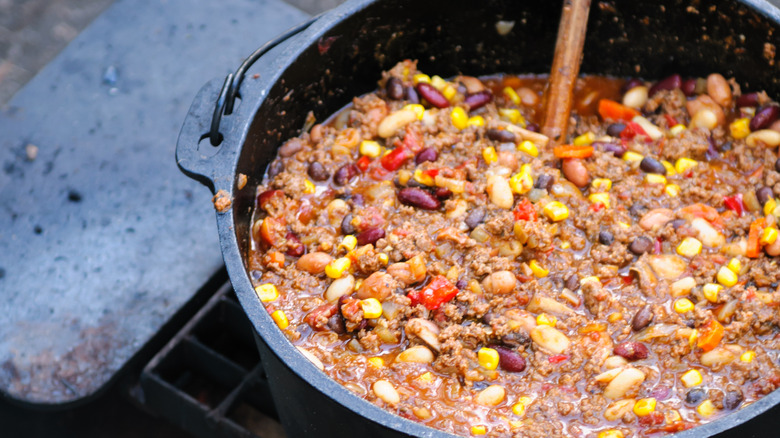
[639,208,674,231]
[356,272,395,300]
[614,342,649,361]
[603,367,646,400]
[487,174,514,209]
[278,138,304,157]
[481,271,517,295]
[296,252,333,275]
[405,318,441,351]
[377,108,417,138]
[325,275,355,302]
[475,385,505,407]
[706,73,732,107]
[561,158,589,187]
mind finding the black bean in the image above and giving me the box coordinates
[598,231,614,245]
[327,313,346,334]
[340,214,356,235]
[757,186,774,206]
[736,92,760,108]
[640,157,666,175]
[629,236,653,255]
[631,305,654,331]
[669,218,687,230]
[564,274,579,291]
[649,74,682,97]
[455,279,467,290]
[397,187,441,210]
[606,123,626,137]
[334,163,358,186]
[404,86,419,104]
[718,141,732,152]
[525,123,540,133]
[629,203,647,217]
[685,388,707,405]
[723,390,744,410]
[385,77,404,100]
[705,137,720,161]
[486,128,516,143]
[681,78,698,97]
[594,141,626,158]
[415,147,438,165]
[464,207,486,229]
[416,83,449,108]
[351,194,364,207]
[500,332,531,348]
[534,174,554,190]
[463,91,493,110]
[356,227,385,246]
[307,162,330,181]
[268,159,284,178]
[750,105,780,131]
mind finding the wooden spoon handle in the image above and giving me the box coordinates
[542,0,592,144]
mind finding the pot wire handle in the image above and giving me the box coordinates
[208,16,319,146]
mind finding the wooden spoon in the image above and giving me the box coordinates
[542,0,592,145]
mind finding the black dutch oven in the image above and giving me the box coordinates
[177,0,780,436]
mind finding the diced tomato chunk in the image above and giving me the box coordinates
[697,319,724,352]
[407,275,459,310]
[598,99,640,122]
[548,354,569,364]
[723,194,745,217]
[513,198,538,221]
[356,155,371,172]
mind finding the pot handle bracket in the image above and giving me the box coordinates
[176,17,318,192]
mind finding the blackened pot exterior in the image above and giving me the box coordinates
[178,0,780,436]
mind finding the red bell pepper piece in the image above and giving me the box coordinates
[664,114,679,127]
[697,319,724,352]
[356,155,371,172]
[598,99,640,122]
[620,121,648,141]
[548,354,569,364]
[407,275,459,310]
[553,144,594,159]
[723,194,745,217]
[380,146,410,171]
[513,198,538,221]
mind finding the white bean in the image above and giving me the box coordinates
[691,217,725,247]
[373,379,400,405]
[604,399,636,421]
[746,129,780,147]
[700,346,738,368]
[526,294,574,315]
[395,345,434,363]
[475,384,506,407]
[487,174,514,209]
[604,355,628,370]
[530,325,570,354]
[691,109,718,130]
[603,367,645,400]
[622,86,648,109]
[647,254,687,279]
[670,276,697,297]
[377,109,417,138]
[481,271,517,295]
[325,274,355,302]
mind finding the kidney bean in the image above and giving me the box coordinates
[386,77,404,100]
[268,159,284,178]
[434,187,452,199]
[397,187,441,210]
[334,163,359,186]
[304,303,338,331]
[599,231,614,245]
[614,341,649,361]
[257,189,284,212]
[341,213,356,235]
[631,305,654,331]
[685,388,707,405]
[594,141,626,157]
[525,122,540,132]
[285,233,305,257]
[455,279,467,289]
[723,390,744,410]
[463,90,493,110]
[750,105,780,131]
[649,74,682,97]
[404,86,419,104]
[356,227,385,246]
[736,92,760,108]
[416,83,449,108]
[606,123,626,137]
[650,385,671,401]
[681,78,698,96]
[621,78,643,94]
[639,157,666,175]
[486,128,516,143]
[629,236,653,255]
[351,194,364,207]
[415,147,438,165]
[564,274,579,291]
[492,345,526,372]
[562,158,589,187]
[307,161,330,181]
[534,174,554,191]
[465,207,486,229]
[757,186,774,205]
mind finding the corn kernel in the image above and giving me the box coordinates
[633,398,657,417]
[402,103,425,120]
[716,265,738,287]
[451,107,469,130]
[361,298,383,319]
[468,115,485,127]
[665,184,681,197]
[591,178,612,192]
[482,146,498,164]
[764,198,777,216]
[478,347,500,370]
[560,241,571,249]
[509,171,533,195]
[368,357,384,368]
[360,140,382,158]
[623,151,644,163]
[471,425,487,435]
[413,169,435,186]
[574,132,596,146]
[689,329,699,348]
[304,179,316,194]
[761,227,778,245]
[645,173,667,185]
[675,157,698,174]
[727,258,742,274]
[339,235,357,252]
[703,283,722,303]
[741,350,756,362]
[508,420,524,429]
[430,75,447,90]
[669,123,687,137]
[271,309,289,329]
[730,117,751,139]
[442,85,457,101]
[325,257,351,278]
[588,193,611,208]
[397,169,411,186]
[618,221,631,229]
[681,369,703,387]
[676,237,703,257]
[661,160,676,175]
[674,298,694,313]
[512,397,533,416]
[412,73,430,85]
[696,400,716,417]
[543,201,569,222]
[503,87,520,105]
[517,140,539,157]
[416,371,434,384]
[598,430,624,438]
[254,284,279,302]
[665,410,682,424]
[498,108,525,126]
[608,312,624,323]
[378,253,389,265]
[536,313,556,326]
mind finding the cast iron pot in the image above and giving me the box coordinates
[177,0,780,436]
